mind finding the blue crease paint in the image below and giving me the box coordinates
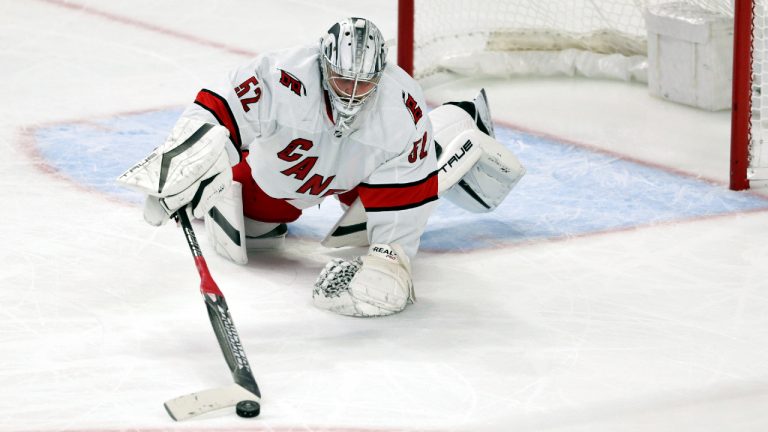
[34,108,768,251]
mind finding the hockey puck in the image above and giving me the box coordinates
[235,400,260,418]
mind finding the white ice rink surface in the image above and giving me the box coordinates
[3,1,768,431]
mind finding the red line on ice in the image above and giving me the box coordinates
[34,0,257,57]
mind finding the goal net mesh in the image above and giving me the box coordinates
[409,0,768,184]
[411,0,735,80]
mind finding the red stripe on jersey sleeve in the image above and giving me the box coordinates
[358,172,438,212]
[194,89,242,149]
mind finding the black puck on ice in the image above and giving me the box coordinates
[235,400,260,418]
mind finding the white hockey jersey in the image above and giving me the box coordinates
[179,44,437,259]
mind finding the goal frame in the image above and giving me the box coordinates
[396,0,757,191]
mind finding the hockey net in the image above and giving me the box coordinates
[397,0,767,190]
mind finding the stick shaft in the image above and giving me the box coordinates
[175,208,261,398]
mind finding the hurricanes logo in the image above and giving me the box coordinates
[402,91,423,125]
[279,69,306,96]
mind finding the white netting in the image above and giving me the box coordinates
[411,0,735,81]
[408,0,768,185]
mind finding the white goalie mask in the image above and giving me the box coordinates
[319,17,387,137]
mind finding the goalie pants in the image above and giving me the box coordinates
[232,151,358,223]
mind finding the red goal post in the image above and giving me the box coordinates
[397,0,762,191]
[730,0,755,191]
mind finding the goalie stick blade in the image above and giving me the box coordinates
[164,383,261,421]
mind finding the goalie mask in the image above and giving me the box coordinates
[319,17,387,137]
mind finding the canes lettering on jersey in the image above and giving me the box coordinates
[277,138,345,198]
[277,138,313,162]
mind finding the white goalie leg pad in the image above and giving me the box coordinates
[473,88,495,138]
[202,181,286,264]
[431,103,525,213]
[244,218,287,250]
[313,244,414,317]
[441,129,526,213]
[320,197,369,248]
[430,104,478,149]
[321,103,484,250]
[204,181,248,265]
[435,130,483,195]
[319,91,520,248]
[430,104,483,194]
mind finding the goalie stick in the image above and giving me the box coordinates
[163,208,262,421]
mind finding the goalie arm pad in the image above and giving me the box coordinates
[117,118,238,225]
[431,104,525,213]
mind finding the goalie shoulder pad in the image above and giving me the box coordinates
[117,118,232,197]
